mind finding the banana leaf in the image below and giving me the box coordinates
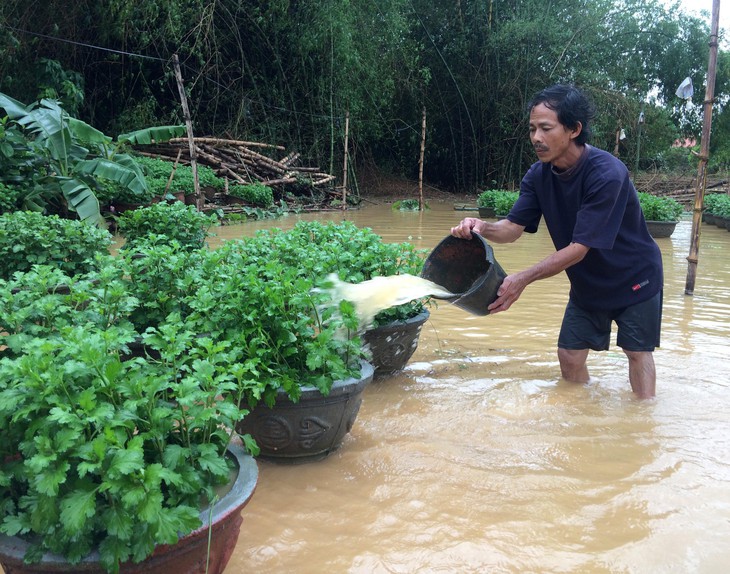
[74,158,148,195]
[117,125,187,145]
[59,178,103,225]
[0,93,29,119]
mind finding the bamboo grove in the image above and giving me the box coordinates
[1,0,729,192]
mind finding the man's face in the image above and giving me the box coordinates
[528,103,581,170]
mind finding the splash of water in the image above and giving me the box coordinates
[320,273,455,329]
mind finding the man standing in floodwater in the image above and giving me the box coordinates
[451,84,663,399]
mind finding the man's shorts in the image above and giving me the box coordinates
[557,290,662,352]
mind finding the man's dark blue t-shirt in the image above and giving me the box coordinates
[508,145,663,311]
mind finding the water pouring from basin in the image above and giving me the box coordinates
[321,273,455,329]
[319,232,506,326]
[420,232,507,316]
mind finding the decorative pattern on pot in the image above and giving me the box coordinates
[237,360,374,463]
[363,310,430,374]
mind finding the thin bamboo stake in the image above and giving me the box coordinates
[172,54,201,210]
[163,149,183,196]
[342,110,350,212]
[685,0,720,295]
[418,106,426,211]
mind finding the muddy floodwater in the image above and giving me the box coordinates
[213,202,730,574]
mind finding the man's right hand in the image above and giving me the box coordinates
[450,217,483,239]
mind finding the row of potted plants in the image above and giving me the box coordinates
[703,192,730,230]
[0,205,435,571]
[476,188,685,237]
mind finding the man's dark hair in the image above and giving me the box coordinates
[527,84,596,145]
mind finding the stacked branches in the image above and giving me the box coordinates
[135,137,337,202]
[633,173,728,207]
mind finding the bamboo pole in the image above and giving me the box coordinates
[342,110,350,212]
[418,106,426,211]
[163,149,183,196]
[167,137,285,150]
[172,54,201,210]
[685,0,720,295]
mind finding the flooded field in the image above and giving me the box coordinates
[217,201,730,573]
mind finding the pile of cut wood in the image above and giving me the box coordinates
[135,137,336,198]
[633,173,728,207]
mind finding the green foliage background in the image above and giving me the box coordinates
[1,0,729,192]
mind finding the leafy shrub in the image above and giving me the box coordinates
[0,261,134,357]
[494,191,519,216]
[391,199,424,211]
[238,221,430,326]
[0,117,39,211]
[0,182,21,213]
[229,182,274,207]
[637,192,684,221]
[98,177,156,205]
[711,193,730,219]
[0,211,112,280]
[116,201,218,250]
[0,92,162,224]
[184,242,365,406]
[134,155,226,197]
[117,238,213,331]
[704,193,730,217]
[0,306,248,571]
[477,189,507,210]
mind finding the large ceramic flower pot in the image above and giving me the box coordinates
[0,440,258,574]
[363,310,430,375]
[646,220,678,238]
[237,360,374,463]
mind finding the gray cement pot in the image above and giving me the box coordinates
[237,360,374,463]
[646,220,678,238]
[364,310,430,375]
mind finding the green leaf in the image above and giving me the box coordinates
[33,461,70,496]
[108,440,144,478]
[113,480,144,506]
[60,487,97,534]
[0,93,30,119]
[48,406,79,426]
[75,157,148,195]
[102,506,134,540]
[98,534,131,573]
[154,505,201,545]
[67,117,112,147]
[194,443,229,477]
[1,515,28,537]
[138,490,164,524]
[59,178,102,224]
[162,444,188,469]
[117,125,187,145]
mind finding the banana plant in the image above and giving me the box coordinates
[0,92,186,225]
